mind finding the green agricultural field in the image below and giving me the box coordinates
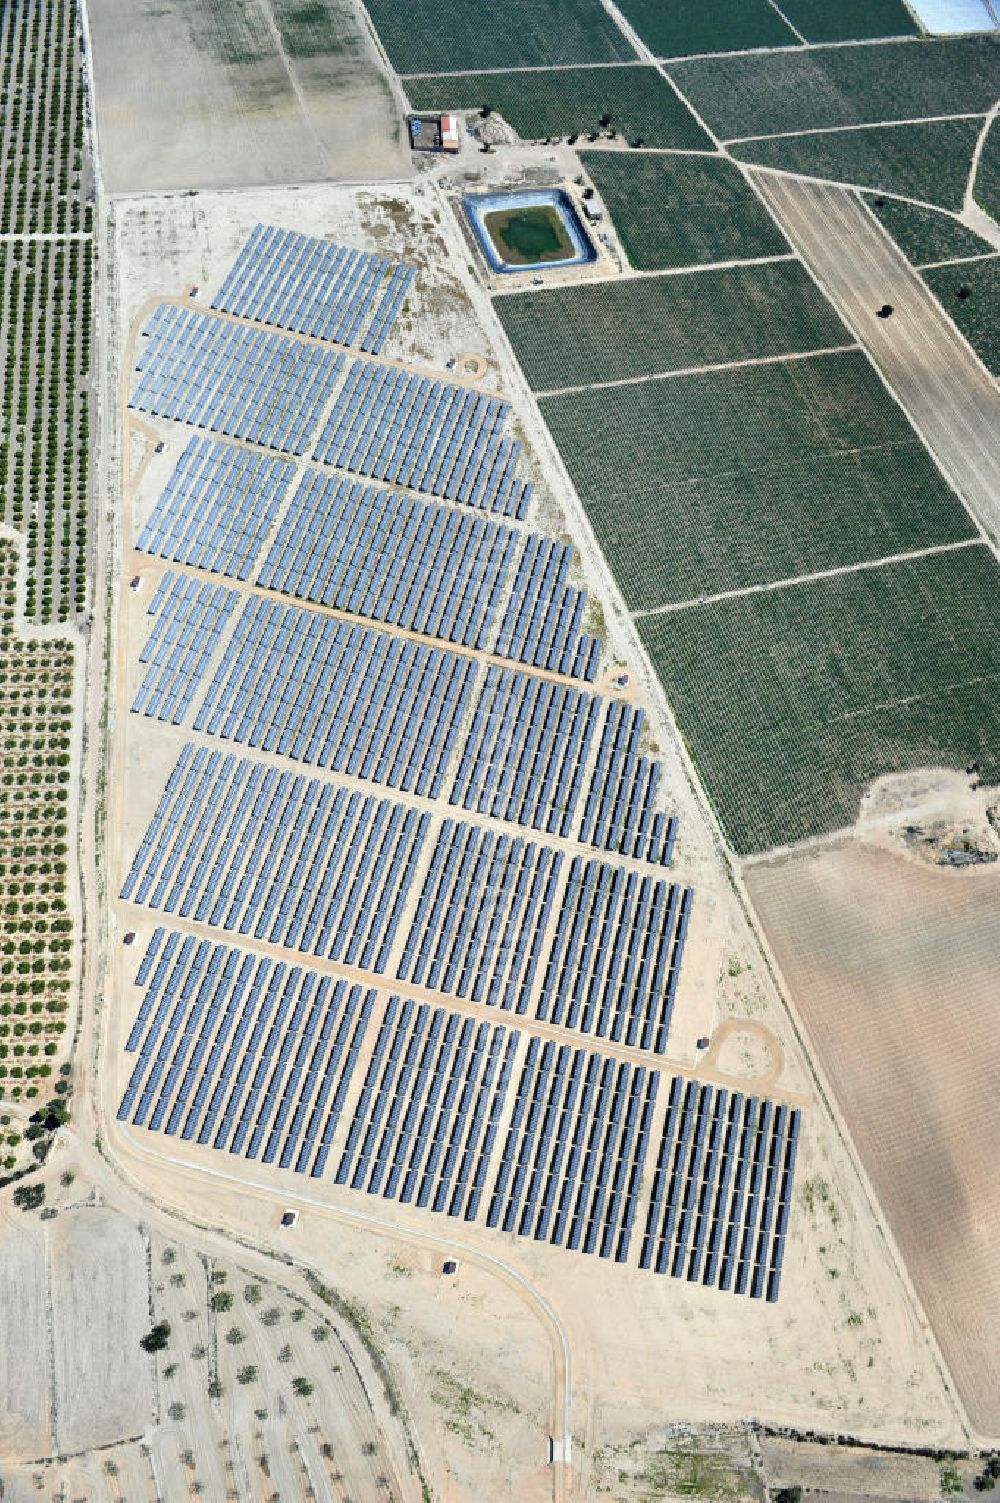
[730,118,984,211]
[578,151,789,269]
[611,0,796,57]
[638,545,1000,852]
[0,0,93,624]
[924,257,1000,374]
[863,195,995,265]
[667,34,1000,139]
[540,350,975,610]
[363,0,635,73]
[777,0,919,42]
[494,260,849,389]
[975,116,1000,221]
[404,65,712,149]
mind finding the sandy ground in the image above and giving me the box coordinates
[86,0,409,193]
[760,1435,984,1500]
[746,771,1000,1441]
[73,179,975,1497]
[49,1206,154,1453]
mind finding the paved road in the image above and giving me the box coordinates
[749,172,1000,549]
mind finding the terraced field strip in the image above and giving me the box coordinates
[0,0,94,624]
[751,173,1000,541]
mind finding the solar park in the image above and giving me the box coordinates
[115,223,802,1302]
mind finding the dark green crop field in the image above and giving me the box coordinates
[975,116,1000,222]
[365,0,635,73]
[924,257,1000,375]
[579,151,789,268]
[863,196,995,266]
[611,0,796,57]
[638,545,1000,852]
[731,118,984,211]
[777,0,919,42]
[494,260,848,389]
[540,351,975,611]
[668,34,1000,139]
[404,65,712,149]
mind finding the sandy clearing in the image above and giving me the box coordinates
[746,828,1000,1440]
[49,1206,154,1453]
[86,0,409,194]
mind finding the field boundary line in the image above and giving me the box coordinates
[765,0,807,44]
[964,98,1000,211]
[399,33,926,78]
[735,162,968,220]
[0,230,94,242]
[723,110,985,146]
[593,0,726,149]
[534,342,858,397]
[917,250,1000,270]
[490,253,800,298]
[631,536,985,618]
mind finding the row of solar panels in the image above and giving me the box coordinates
[122,746,694,1054]
[138,434,596,672]
[132,584,677,870]
[192,595,478,800]
[133,574,237,725]
[120,929,798,1299]
[133,306,343,456]
[211,222,414,356]
[313,357,532,520]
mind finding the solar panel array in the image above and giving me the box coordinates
[495,535,601,681]
[119,224,804,1299]
[335,996,518,1218]
[450,666,600,836]
[537,859,692,1053]
[119,930,372,1176]
[132,305,343,454]
[133,573,237,724]
[581,702,678,866]
[137,437,294,580]
[487,1039,658,1260]
[121,745,428,970]
[396,819,562,1012]
[639,1078,800,1302]
[211,223,413,355]
[313,358,532,519]
[259,470,519,649]
[194,595,478,797]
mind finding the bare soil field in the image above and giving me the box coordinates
[0,1205,50,1459]
[87,0,408,193]
[746,795,1000,1440]
[49,1206,154,1453]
